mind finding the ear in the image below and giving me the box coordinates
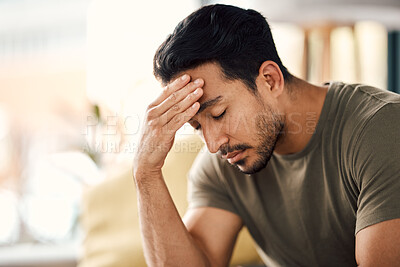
[257,61,285,98]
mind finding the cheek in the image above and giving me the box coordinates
[226,113,256,136]
[229,109,259,134]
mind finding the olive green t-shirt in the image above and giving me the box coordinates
[187,82,400,266]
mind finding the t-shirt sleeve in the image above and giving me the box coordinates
[353,103,400,234]
[187,148,239,216]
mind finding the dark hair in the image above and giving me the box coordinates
[153,4,292,91]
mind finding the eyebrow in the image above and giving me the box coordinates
[197,96,222,115]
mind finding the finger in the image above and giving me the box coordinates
[160,87,203,124]
[150,74,190,107]
[152,78,203,117]
[163,101,200,134]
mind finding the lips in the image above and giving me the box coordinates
[222,151,241,160]
[221,150,245,164]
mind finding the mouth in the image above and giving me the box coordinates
[222,150,246,164]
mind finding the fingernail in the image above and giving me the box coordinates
[194,79,201,85]
[193,88,200,95]
[192,102,198,108]
[181,74,188,81]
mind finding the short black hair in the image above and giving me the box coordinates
[153,4,292,91]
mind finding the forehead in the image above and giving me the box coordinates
[182,62,248,104]
[184,62,226,83]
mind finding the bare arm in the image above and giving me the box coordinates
[356,218,400,266]
[133,74,241,266]
[135,170,211,266]
[183,207,243,267]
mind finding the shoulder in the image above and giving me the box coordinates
[329,83,400,146]
[348,84,400,142]
[354,101,400,146]
[355,85,400,104]
[330,82,400,113]
[350,100,400,186]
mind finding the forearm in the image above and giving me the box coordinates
[134,170,211,267]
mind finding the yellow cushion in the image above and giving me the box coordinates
[78,135,261,267]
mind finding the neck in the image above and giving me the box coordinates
[273,77,329,155]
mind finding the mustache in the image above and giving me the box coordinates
[218,143,252,156]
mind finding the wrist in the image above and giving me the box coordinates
[133,165,163,182]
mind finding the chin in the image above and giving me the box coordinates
[235,156,269,175]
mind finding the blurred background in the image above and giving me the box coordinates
[0,0,399,266]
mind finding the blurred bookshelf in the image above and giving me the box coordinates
[388,31,400,93]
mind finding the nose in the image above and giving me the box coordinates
[201,123,228,154]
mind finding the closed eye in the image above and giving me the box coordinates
[212,110,226,120]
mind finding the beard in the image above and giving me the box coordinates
[240,109,285,174]
[220,106,285,174]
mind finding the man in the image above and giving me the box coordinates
[133,4,400,267]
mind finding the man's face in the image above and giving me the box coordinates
[186,63,285,174]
